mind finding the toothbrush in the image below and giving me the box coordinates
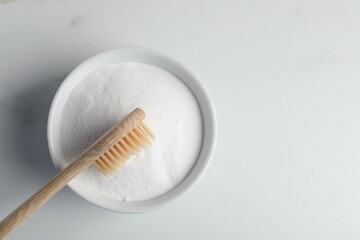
[0,107,154,238]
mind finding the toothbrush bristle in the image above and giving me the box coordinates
[94,122,154,176]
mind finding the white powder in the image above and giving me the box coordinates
[61,62,203,201]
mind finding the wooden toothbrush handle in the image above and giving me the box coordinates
[0,108,145,239]
[0,156,94,239]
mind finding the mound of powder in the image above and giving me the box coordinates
[61,62,203,201]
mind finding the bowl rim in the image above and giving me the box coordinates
[47,47,217,213]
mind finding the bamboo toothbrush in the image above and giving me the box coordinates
[0,107,154,239]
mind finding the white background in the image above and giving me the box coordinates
[1,0,360,239]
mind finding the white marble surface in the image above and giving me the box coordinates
[1,0,360,239]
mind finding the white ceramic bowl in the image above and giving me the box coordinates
[47,47,216,213]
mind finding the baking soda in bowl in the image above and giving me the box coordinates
[61,62,203,201]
